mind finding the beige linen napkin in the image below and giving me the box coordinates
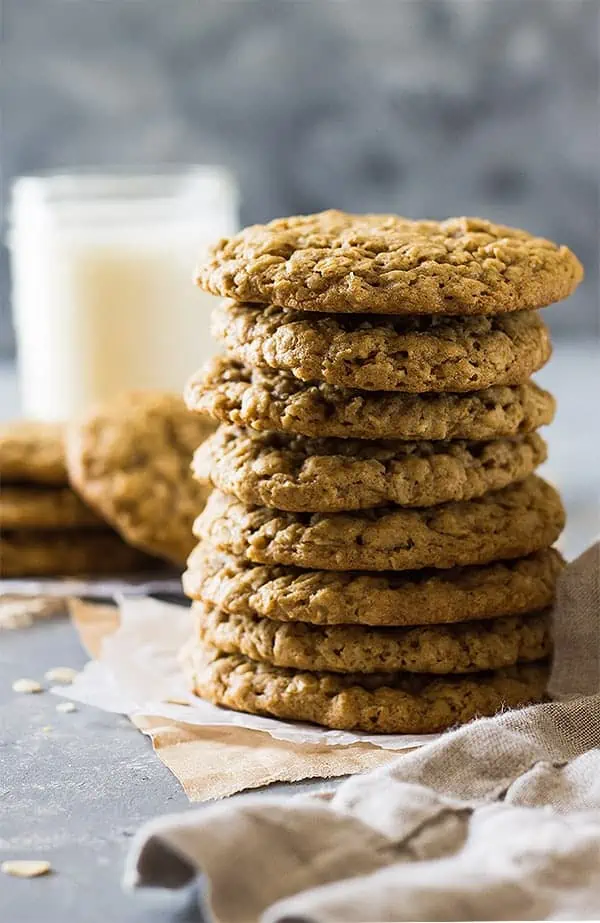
[126,543,600,922]
[69,600,396,800]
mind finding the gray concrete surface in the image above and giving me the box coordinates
[0,613,338,921]
[0,614,201,922]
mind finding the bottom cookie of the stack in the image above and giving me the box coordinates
[1,530,161,577]
[184,641,549,734]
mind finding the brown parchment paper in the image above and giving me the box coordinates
[68,599,397,801]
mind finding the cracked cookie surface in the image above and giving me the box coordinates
[185,642,549,733]
[194,426,547,512]
[184,547,563,626]
[0,421,68,485]
[1,529,160,577]
[213,300,552,392]
[197,210,582,315]
[186,357,555,441]
[193,477,564,572]
[67,392,215,566]
[193,602,551,674]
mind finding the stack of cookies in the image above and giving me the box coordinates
[182,211,582,734]
[1,421,158,577]
[1,394,216,578]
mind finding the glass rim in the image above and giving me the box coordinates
[12,162,235,182]
[8,164,238,228]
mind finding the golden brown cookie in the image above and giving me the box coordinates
[197,211,582,315]
[186,357,555,441]
[185,642,549,733]
[213,300,552,392]
[67,392,216,566]
[193,477,564,572]
[193,602,551,674]
[0,421,67,485]
[183,547,563,627]
[194,426,547,512]
[1,486,103,530]
[1,530,160,578]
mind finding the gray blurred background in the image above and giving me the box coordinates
[1,0,598,357]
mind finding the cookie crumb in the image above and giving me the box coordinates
[56,702,77,714]
[45,666,78,684]
[12,678,43,694]
[1,860,52,878]
[0,597,63,631]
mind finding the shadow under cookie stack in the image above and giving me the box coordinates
[182,211,583,734]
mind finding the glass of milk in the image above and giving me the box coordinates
[8,166,238,420]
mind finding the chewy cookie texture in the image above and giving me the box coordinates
[194,478,564,573]
[195,426,547,512]
[197,211,582,316]
[185,643,550,734]
[183,547,563,628]
[186,357,555,442]
[213,300,552,393]
[193,602,552,675]
[0,420,159,577]
[0,421,68,485]
[182,209,579,733]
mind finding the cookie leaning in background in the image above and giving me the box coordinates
[0,420,159,577]
[66,392,216,566]
[197,211,583,315]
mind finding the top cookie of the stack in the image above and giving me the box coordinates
[196,210,583,315]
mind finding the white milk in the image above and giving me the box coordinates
[9,169,238,420]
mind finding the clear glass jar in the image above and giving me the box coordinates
[8,166,238,420]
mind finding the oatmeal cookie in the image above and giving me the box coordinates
[197,211,582,315]
[213,300,551,392]
[194,426,547,512]
[183,547,563,626]
[1,529,160,577]
[185,642,549,733]
[1,486,103,530]
[67,392,215,566]
[193,478,564,572]
[193,603,551,674]
[186,357,555,441]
